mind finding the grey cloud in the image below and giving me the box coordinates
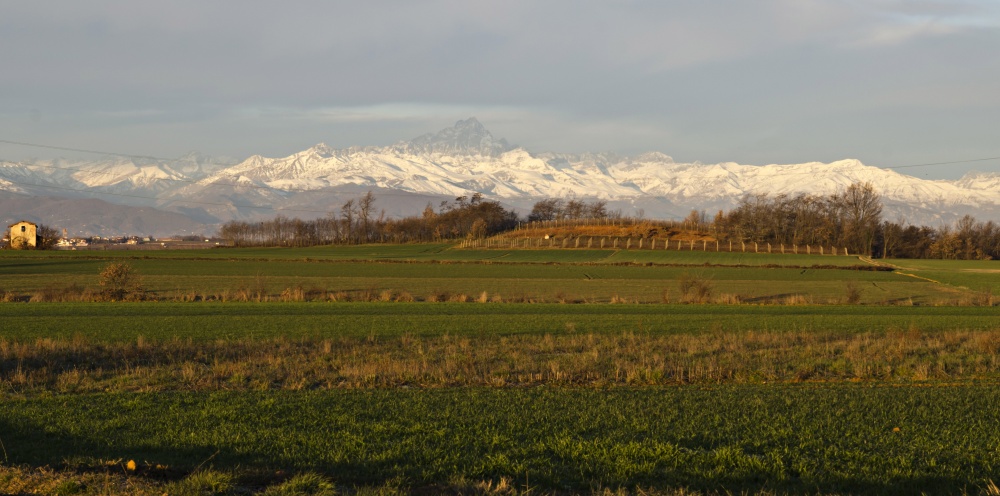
[1,1,998,178]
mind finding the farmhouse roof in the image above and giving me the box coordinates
[8,220,37,229]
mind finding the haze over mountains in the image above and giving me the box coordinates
[1,118,998,236]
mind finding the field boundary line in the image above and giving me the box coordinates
[860,256,964,291]
[0,254,885,271]
[858,256,901,270]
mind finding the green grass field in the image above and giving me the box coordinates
[886,258,1000,293]
[0,244,986,305]
[1,303,999,342]
[1,243,998,494]
[0,243,866,265]
[3,387,1000,494]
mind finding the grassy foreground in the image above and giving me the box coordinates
[1,244,999,494]
[3,387,1000,495]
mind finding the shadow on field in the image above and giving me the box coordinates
[0,416,223,474]
[0,414,987,495]
[740,293,798,303]
[0,415,405,486]
[0,260,97,271]
[685,474,983,496]
[0,406,994,495]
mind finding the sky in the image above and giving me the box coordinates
[1,0,998,179]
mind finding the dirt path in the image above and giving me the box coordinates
[859,256,973,297]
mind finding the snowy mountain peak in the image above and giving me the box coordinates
[634,152,675,163]
[305,143,336,158]
[176,151,215,163]
[406,117,514,157]
[956,170,1000,191]
[958,170,1000,181]
[3,118,1000,232]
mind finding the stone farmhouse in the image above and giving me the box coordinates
[8,220,37,249]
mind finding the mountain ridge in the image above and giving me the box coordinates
[1,118,998,235]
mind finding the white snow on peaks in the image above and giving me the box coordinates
[405,117,513,157]
[956,171,1000,192]
[190,140,1000,218]
[0,118,998,225]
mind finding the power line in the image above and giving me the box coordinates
[0,138,297,193]
[0,157,305,194]
[0,158,455,200]
[0,178,337,215]
[0,139,447,199]
[883,156,1000,169]
[0,138,183,163]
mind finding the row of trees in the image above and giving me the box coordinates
[714,182,883,256]
[527,198,616,222]
[711,182,999,259]
[220,192,519,247]
[882,215,1000,260]
[218,186,1000,259]
[220,191,391,247]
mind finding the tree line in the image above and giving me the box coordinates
[219,185,1000,260]
[711,182,999,259]
[526,198,617,221]
[713,182,883,256]
[882,214,1000,260]
[219,192,520,247]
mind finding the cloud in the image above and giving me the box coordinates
[856,21,954,46]
[0,1,998,178]
[839,0,1000,47]
[238,103,526,124]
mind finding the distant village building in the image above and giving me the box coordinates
[8,221,37,249]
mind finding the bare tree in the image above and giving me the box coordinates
[588,200,608,219]
[842,182,883,256]
[564,199,586,219]
[340,199,355,243]
[881,220,904,259]
[358,191,376,242]
[528,198,563,222]
[36,224,62,250]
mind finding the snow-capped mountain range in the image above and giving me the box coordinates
[1,117,998,235]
